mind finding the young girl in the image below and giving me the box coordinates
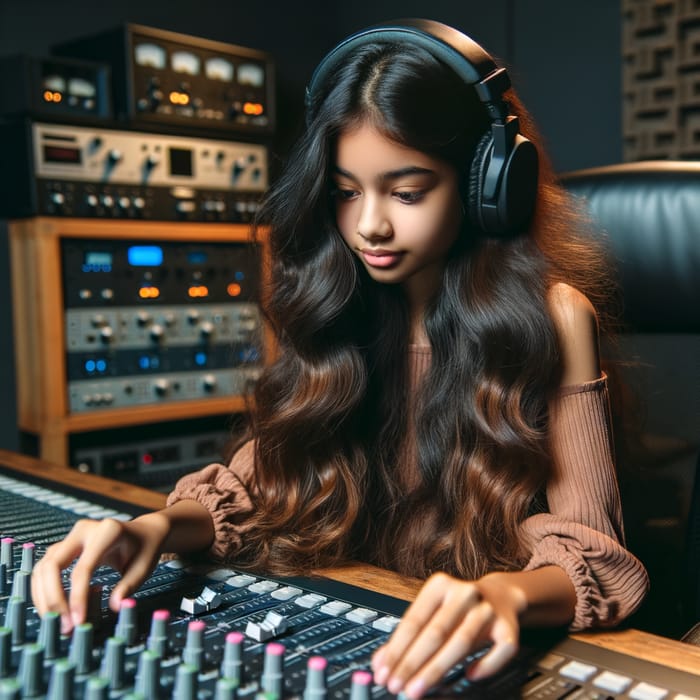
[32,19,648,699]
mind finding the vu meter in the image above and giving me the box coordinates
[53,23,275,135]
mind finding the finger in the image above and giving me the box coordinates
[398,600,494,699]
[108,546,159,612]
[372,574,451,684]
[67,519,125,628]
[465,617,519,681]
[31,522,98,628]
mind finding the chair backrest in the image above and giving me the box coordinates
[561,161,700,637]
[561,161,699,333]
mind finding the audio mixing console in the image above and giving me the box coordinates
[0,464,699,699]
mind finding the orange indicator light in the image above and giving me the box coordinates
[169,91,190,105]
[139,286,160,299]
[43,90,63,103]
[227,282,242,297]
[188,285,209,298]
[243,102,263,116]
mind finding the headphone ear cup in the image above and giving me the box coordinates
[466,132,494,234]
[467,132,539,236]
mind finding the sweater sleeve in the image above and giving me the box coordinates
[166,440,257,561]
[520,375,649,631]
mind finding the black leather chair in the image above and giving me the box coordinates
[561,162,700,639]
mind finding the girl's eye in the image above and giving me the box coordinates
[395,190,424,203]
[332,187,359,201]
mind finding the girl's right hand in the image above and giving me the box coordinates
[31,510,170,634]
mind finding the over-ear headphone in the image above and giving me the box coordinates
[304,19,539,236]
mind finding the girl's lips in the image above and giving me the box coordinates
[360,249,404,268]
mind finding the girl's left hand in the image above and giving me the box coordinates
[371,571,524,699]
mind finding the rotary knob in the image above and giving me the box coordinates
[202,374,217,393]
[100,326,114,344]
[150,324,165,343]
[199,321,215,340]
[153,379,170,397]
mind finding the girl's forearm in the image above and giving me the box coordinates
[477,565,577,627]
[145,499,216,555]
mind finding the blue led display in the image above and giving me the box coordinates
[128,246,164,266]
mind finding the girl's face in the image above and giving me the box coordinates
[333,124,463,308]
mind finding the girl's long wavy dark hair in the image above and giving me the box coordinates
[230,41,618,579]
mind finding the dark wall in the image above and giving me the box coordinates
[0,0,623,451]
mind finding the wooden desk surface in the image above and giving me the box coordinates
[2,448,700,678]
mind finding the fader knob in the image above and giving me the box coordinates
[261,643,285,698]
[350,670,373,700]
[46,659,76,700]
[38,611,61,659]
[135,649,160,697]
[0,538,12,569]
[4,597,26,645]
[0,680,19,699]
[200,321,215,340]
[115,598,138,646]
[172,663,198,700]
[20,542,35,572]
[68,622,94,674]
[182,620,205,671]
[0,627,11,677]
[17,643,45,697]
[304,656,328,700]
[220,631,243,683]
[101,636,127,690]
[146,609,170,657]
[84,677,109,700]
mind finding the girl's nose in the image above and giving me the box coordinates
[356,198,392,241]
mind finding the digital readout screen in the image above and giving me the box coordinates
[128,245,164,266]
[43,145,82,164]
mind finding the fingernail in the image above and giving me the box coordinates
[374,665,389,685]
[388,677,404,695]
[60,615,72,635]
[71,611,82,627]
[405,678,425,699]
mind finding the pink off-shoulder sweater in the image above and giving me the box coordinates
[167,347,649,631]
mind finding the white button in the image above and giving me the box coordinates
[594,670,633,693]
[346,608,379,624]
[271,586,302,601]
[630,682,669,700]
[538,652,566,671]
[248,580,279,594]
[320,601,352,616]
[225,574,256,588]
[372,616,401,633]
[559,660,597,682]
[294,593,327,609]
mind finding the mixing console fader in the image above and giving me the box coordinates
[1,466,700,699]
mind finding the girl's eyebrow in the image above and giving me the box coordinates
[332,165,436,182]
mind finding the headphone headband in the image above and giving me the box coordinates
[305,19,511,122]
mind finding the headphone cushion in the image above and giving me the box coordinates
[466,132,494,233]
